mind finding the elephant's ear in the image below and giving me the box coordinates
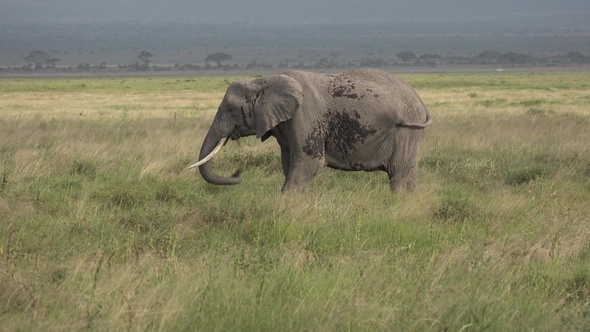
[254,75,303,139]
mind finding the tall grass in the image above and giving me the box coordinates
[1,72,589,331]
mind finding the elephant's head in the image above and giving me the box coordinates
[190,75,303,185]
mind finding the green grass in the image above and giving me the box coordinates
[1,71,589,331]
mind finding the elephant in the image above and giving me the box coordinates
[190,68,432,192]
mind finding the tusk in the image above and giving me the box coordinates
[188,138,227,169]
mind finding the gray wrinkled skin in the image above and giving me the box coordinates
[197,68,432,192]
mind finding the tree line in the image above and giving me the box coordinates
[3,49,589,74]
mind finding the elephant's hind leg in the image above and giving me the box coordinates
[386,129,423,192]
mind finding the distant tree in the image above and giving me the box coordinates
[206,52,232,67]
[564,51,587,63]
[395,51,417,64]
[46,58,60,68]
[137,51,153,70]
[359,57,389,67]
[417,54,442,66]
[501,52,532,65]
[477,50,501,60]
[246,60,257,69]
[472,50,502,64]
[24,50,56,70]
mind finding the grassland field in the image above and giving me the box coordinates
[0,71,589,331]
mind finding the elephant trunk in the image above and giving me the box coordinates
[195,123,242,186]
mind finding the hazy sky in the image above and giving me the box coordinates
[1,0,589,67]
[2,0,590,24]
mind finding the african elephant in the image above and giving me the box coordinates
[190,68,432,192]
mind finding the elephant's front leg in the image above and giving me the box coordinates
[279,146,290,177]
[281,151,325,192]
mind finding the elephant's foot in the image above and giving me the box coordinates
[281,179,310,192]
[388,165,418,192]
[389,179,417,192]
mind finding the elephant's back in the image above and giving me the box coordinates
[284,68,428,124]
[332,69,428,124]
[346,68,416,94]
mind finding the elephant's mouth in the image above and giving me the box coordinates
[229,127,241,141]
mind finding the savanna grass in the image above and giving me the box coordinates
[0,71,589,331]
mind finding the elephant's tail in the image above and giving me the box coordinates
[399,108,432,129]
